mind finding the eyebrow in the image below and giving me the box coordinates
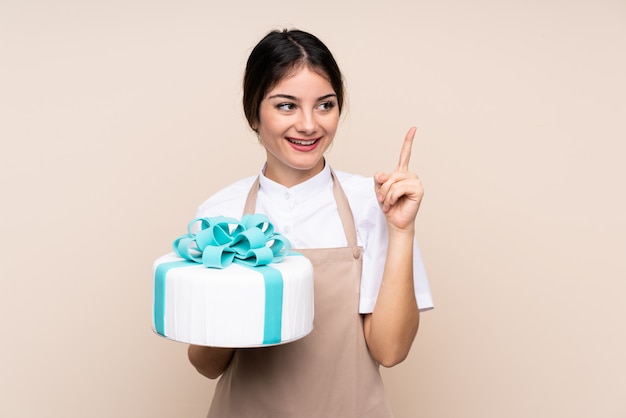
[266,93,337,101]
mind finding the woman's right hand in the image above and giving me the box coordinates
[188,345,235,379]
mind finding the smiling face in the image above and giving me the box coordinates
[256,66,340,187]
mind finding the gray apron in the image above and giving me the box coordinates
[207,170,392,417]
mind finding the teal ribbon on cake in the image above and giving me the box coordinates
[154,214,291,345]
[173,214,291,268]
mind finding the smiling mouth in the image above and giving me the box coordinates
[287,137,319,146]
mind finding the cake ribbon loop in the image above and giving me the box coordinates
[172,214,291,269]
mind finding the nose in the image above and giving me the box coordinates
[295,109,318,135]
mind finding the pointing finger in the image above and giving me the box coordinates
[396,126,417,172]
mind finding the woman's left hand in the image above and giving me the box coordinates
[374,126,423,231]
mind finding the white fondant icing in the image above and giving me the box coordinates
[153,252,314,347]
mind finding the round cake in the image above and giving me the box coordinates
[152,215,314,347]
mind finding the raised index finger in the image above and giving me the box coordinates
[396,126,417,172]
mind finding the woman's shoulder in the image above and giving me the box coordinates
[332,168,385,244]
[333,169,375,200]
[332,169,382,225]
[195,175,257,218]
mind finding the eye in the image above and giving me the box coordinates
[318,101,337,111]
[276,102,296,111]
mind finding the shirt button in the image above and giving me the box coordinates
[284,192,290,200]
[284,226,291,233]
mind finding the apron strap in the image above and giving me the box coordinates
[242,168,360,255]
[242,177,260,215]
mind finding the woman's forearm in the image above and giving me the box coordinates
[364,226,420,368]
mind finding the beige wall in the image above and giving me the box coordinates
[1,1,625,417]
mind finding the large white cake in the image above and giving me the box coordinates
[152,215,314,347]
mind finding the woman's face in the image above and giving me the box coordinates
[256,66,339,187]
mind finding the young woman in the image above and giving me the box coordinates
[188,28,433,417]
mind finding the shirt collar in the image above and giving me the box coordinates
[259,162,332,202]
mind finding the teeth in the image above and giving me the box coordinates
[289,138,317,145]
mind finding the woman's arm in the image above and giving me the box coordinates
[364,127,423,368]
[187,345,235,379]
[363,226,419,367]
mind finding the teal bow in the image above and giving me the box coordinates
[172,214,291,268]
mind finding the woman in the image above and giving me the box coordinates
[188,28,433,417]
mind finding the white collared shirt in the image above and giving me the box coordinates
[196,164,434,313]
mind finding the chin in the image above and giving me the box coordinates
[289,159,325,172]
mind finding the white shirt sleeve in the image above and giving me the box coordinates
[339,172,434,314]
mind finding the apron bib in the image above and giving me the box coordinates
[207,171,392,418]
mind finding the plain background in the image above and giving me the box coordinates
[1,0,625,417]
